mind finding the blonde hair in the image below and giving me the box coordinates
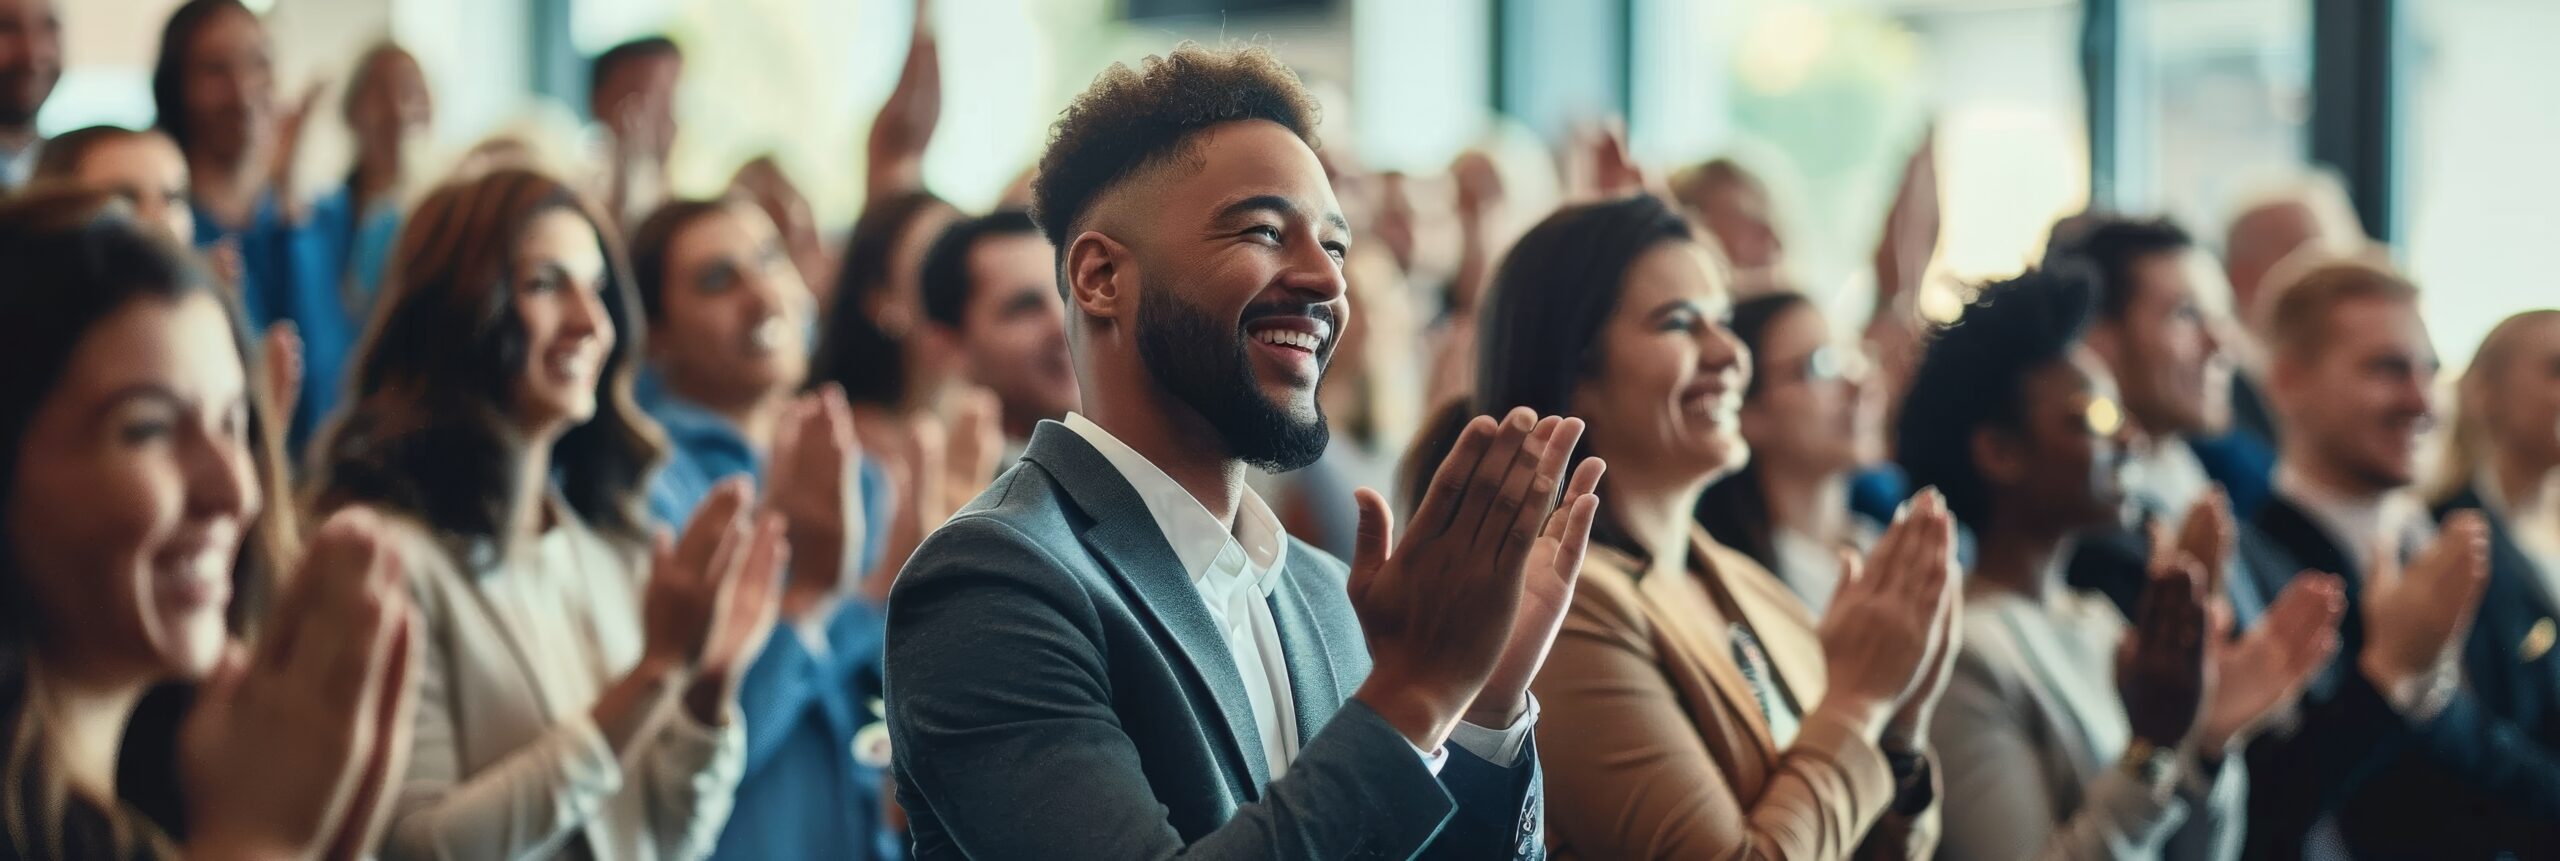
[2427,309,2560,505]
[2262,252,2418,360]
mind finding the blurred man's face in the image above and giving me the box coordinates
[952,232,1077,436]
[2226,201,2323,321]
[2277,298,2437,494]
[349,50,432,166]
[596,53,680,157]
[0,0,58,129]
[2097,250,2227,437]
[1697,181,1783,272]
[650,205,812,407]
[179,5,274,164]
[1107,120,1349,472]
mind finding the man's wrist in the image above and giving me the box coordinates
[1460,689,1528,730]
[1353,673,1460,753]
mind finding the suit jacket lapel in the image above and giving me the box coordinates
[1023,423,1272,792]
[1267,557,1345,757]
[1602,542,1779,758]
[1701,530,1826,725]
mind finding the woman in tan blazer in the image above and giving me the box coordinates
[1453,194,1964,860]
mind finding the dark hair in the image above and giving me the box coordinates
[0,190,285,859]
[32,126,162,183]
[1399,397,1477,518]
[1029,42,1320,256]
[813,189,955,409]
[626,196,736,325]
[588,35,680,105]
[1692,291,1816,572]
[1473,194,1697,563]
[311,169,663,552]
[150,0,255,155]
[919,209,1040,329]
[2044,215,2192,320]
[340,41,416,124]
[1894,269,2098,529]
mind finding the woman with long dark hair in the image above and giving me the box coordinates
[0,191,412,860]
[1472,194,1960,859]
[1693,291,1883,616]
[310,169,782,861]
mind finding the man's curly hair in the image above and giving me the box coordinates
[1030,43,1321,256]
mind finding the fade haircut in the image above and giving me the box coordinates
[2263,255,2418,360]
[2045,215,2193,321]
[1894,268,2099,529]
[1029,42,1321,265]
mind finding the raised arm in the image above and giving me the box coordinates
[865,0,941,204]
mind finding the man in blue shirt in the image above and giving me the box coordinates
[630,196,903,860]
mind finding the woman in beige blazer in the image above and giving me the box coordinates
[1455,194,1965,860]
[311,169,787,860]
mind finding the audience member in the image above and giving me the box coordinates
[590,35,682,227]
[310,169,775,861]
[820,190,962,417]
[0,0,55,190]
[1897,268,2343,860]
[31,125,193,242]
[915,209,1077,459]
[153,0,356,447]
[628,196,908,860]
[319,40,431,308]
[1693,290,1884,615]
[2219,177,2364,444]
[1472,194,1950,859]
[885,43,1590,859]
[2048,216,2278,617]
[2237,256,2502,858]
[1668,158,1785,293]
[0,192,412,860]
[2367,309,2560,854]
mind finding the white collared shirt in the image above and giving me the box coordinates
[2124,433,2215,522]
[1063,413,1535,777]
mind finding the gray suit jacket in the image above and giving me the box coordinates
[886,422,1544,860]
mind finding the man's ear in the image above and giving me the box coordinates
[1064,230,1130,324]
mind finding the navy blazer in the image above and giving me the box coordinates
[2326,489,2560,857]
[886,422,1544,860]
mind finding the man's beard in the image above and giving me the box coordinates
[1134,281,1331,473]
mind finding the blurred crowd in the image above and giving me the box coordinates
[3,0,2557,858]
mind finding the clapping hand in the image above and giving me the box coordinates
[1469,418,1606,728]
[2117,558,2210,750]
[2359,512,2491,705]
[183,507,417,861]
[1347,409,1597,750]
[2194,571,2344,753]
[646,480,789,724]
[766,384,864,622]
[1818,489,1957,740]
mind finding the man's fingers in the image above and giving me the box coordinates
[1409,416,1497,538]
[1437,410,1532,542]
[1477,416,1562,579]
[1348,488,1395,600]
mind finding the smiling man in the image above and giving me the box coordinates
[884,44,1597,860]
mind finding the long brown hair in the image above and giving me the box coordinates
[2429,309,2560,506]
[310,169,663,557]
[0,191,289,859]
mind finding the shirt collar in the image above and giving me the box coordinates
[635,369,762,467]
[1063,412,1288,593]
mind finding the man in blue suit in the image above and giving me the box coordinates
[885,42,1596,860]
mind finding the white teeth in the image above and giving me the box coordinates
[749,317,787,351]
[1254,330,1321,351]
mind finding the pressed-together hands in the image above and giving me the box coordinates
[183,508,417,861]
[645,480,790,725]
[766,384,866,620]
[2120,491,2345,757]
[1817,488,1960,749]
[2360,511,2491,709]
[1348,408,1604,751]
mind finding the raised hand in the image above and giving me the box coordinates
[1883,514,1963,751]
[941,386,1004,517]
[267,81,328,223]
[259,321,303,431]
[2117,559,2210,750]
[866,0,942,202]
[1347,409,1578,750]
[1467,418,1605,727]
[2194,572,2344,752]
[645,480,755,670]
[766,384,864,622]
[1818,488,1955,739]
[2360,512,2491,702]
[183,507,415,861]
[1871,123,1939,314]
